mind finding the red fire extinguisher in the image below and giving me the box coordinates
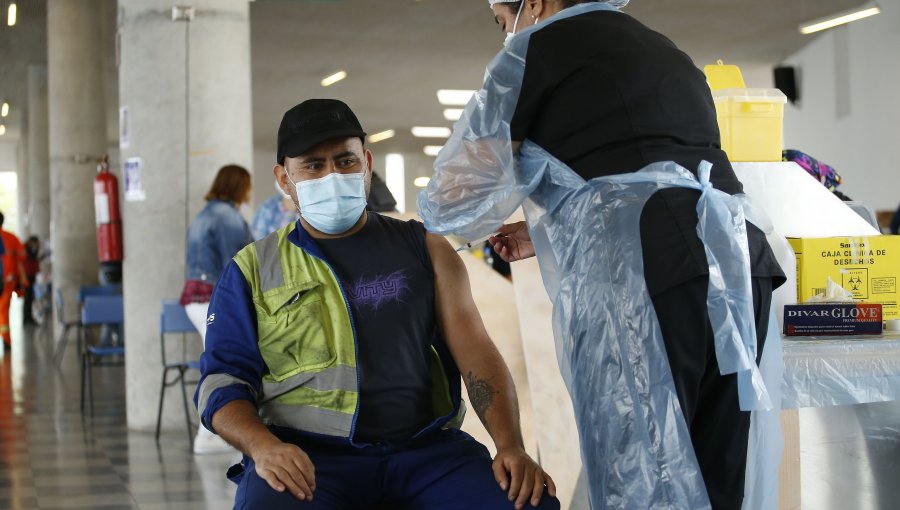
[94,154,124,263]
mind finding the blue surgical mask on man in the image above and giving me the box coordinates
[286,169,368,234]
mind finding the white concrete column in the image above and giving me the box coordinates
[118,0,253,431]
[16,138,29,234]
[47,0,107,293]
[27,65,50,242]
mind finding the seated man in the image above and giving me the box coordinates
[195,99,559,510]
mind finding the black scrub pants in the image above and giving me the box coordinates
[650,275,773,510]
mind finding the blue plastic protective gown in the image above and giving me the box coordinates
[417,4,783,509]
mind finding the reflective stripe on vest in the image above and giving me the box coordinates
[197,373,258,418]
[259,401,355,437]
[261,364,357,400]
[256,232,283,293]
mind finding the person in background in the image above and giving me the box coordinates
[180,164,254,453]
[0,237,4,339]
[0,212,27,353]
[365,171,399,213]
[251,181,299,241]
[22,236,41,326]
[484,241,512,280]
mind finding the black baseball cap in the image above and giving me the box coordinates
[277,99,367,164]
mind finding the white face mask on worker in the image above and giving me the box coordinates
[503,1,526,47]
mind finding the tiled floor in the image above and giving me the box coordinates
[4,293,900,509]
[0,299,237,510]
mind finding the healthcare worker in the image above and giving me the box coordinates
[418,1,785,509]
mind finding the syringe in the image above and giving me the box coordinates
[455,232,503,252]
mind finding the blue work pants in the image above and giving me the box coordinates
[233,428,560,510]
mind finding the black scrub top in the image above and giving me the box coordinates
[509,9,785,295]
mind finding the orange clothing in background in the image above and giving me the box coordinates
[1,230,26,347]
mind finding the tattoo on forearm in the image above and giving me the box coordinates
[467,371,497,424]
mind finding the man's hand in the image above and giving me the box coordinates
[252,439,317,502]
[489,221,534,263]
[492,446,556,509]
[212,401,316,501]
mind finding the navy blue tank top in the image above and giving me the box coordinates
[315,213,437,443]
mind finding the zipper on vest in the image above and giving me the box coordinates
[274,288,311,313]
[272,276,321,314]
[276,293,301,313]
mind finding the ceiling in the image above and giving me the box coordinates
[0,0,47,142]
[0,0,867,162]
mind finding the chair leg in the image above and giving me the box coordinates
[55,325,71,368]
[178,369,194,449]
[155,368,170,442]
[76,326,83,362]
[87,355,94,415]
[80,351,86,413]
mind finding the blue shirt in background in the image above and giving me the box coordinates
[186,199,253,284]
[250,193,298,241]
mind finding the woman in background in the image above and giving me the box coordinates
[180,164,253,453]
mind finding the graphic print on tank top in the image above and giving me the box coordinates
[345,270,411,311]
[310,213,437,441]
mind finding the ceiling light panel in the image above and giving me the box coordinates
[411,127,451,138]
[799,5,881,34]
[437,89,475,106]
[368,129,395,144]
[423,145,443,157]
[321,70,347,87]
[443,109,463,121]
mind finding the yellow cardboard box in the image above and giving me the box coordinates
[788,236,900,319]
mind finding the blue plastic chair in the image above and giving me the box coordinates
[80,295,125,414]
[55,284,123,367]
[155,300,201,447]
[80,285,124,355]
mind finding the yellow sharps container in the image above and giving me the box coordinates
[704,61,788,162]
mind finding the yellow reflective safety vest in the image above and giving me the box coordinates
[233,222,464,441]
